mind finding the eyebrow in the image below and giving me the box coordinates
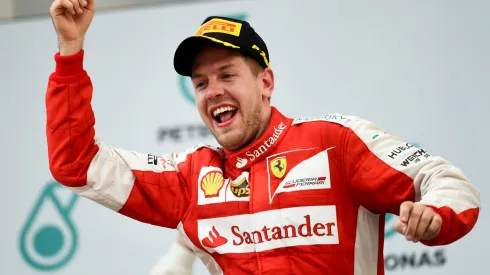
[191,63,236,79]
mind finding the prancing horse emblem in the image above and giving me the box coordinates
[271,156,287,179]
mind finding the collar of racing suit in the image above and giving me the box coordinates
[223,107,293,170]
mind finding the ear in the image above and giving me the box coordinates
[261,68,274,99]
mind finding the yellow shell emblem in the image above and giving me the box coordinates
[201,171,225,198]
[271,156,287,179]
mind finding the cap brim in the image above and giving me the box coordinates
[174,36,241,76]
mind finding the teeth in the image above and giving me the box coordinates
[213,106,237,117]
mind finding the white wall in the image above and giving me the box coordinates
[0,0,13,20]
[0,0,233,19]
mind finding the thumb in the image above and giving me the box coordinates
[399,201,414,223]
[393,219,407,235]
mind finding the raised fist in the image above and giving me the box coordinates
[49,0,95,55]
[393,201,442,243]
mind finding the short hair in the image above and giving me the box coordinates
[243,55,265,76]
[243,55,271,102]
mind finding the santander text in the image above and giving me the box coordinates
[231,215,336,245]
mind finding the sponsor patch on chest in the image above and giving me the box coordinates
[267,147,335,203]
[198,168,250,205]
[198,205,339,254]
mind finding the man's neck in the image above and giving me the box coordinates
[251,106,273,145]
[223,106,293,170]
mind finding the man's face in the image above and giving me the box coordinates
[191,45,273,151]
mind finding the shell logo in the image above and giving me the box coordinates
[201,171,225,198]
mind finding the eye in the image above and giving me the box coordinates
[195,81,207,89]
[222,73,233,79]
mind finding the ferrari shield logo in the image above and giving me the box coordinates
[270,156,287,178]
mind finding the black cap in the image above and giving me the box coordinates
[174,16,270,76]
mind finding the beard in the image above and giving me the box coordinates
[212,96,263,152]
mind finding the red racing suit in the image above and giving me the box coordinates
[46,50,480,275]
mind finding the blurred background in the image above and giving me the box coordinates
[0,0,488,274]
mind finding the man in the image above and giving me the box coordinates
[46,0,480,274]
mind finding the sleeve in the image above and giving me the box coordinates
[45,50,191,229]
[338,115,480,246]
[149,241,195,275]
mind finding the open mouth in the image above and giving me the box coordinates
[212,106,237,124]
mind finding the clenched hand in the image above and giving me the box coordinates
[50,0,95,55]
[393,201,442,243]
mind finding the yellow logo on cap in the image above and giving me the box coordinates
[195,18,242,37]
[201,171,225,198]
[270,156,287,179]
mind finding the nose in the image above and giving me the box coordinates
[205,80,225,100]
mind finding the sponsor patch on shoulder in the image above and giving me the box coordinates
[293,113,355,128]
[322,114,355,127]
[145,154,176,172]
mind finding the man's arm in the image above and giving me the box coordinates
[49,0,94,56]
[335,115,480,245]
[46,50,192,227]
[46,0,191,227]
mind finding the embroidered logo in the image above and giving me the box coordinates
[200,171,225,198]
[235,121,288,168]
[195,18,242,37]
[201,226,228,248]
[236,157,248,168]
[230,177,250,198]
[270,156,287,179]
